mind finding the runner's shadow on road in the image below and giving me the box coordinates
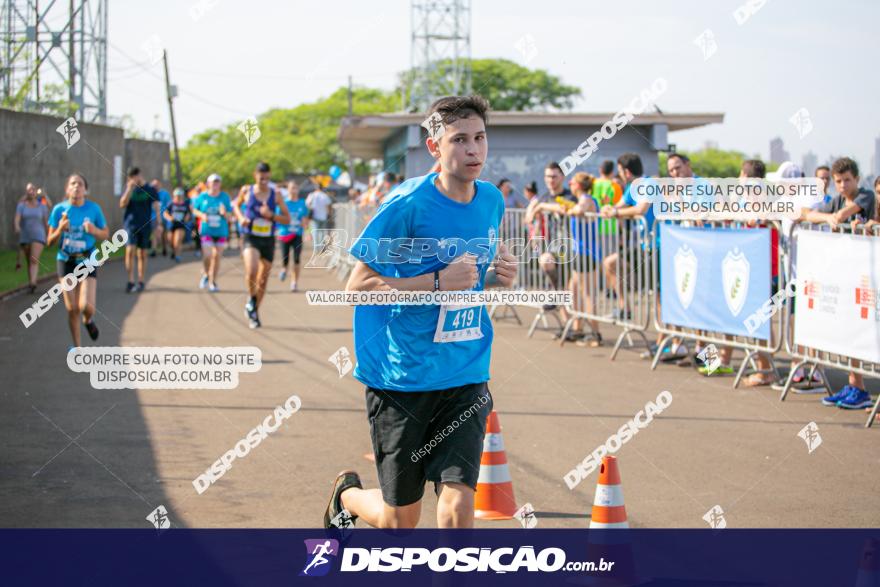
[258,325,353,334]
[533,511,587,519]
[143,286,252,295]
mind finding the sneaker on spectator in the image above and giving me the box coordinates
[677,355,695,367]
[821,385,855,406]
[836,387,873,410]
[771,372,827,394]
[659,343,689,362]
[639,343,658,359]
[640,343,688,361]
[199,275,209,290]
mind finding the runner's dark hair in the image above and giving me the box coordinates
[831,157,859,178]
[741,159,766,179]
[427,95,490,126]
[67,172,88,190]
[617,153,643,177]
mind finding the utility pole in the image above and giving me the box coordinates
[163,49,183,188]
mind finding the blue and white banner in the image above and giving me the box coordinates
[659,224,772,339]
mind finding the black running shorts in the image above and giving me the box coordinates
[56,255,97,280]
[243,234,275,262]
[365,382,493,507]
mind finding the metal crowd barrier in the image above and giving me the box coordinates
[490,208,652,358]
[327,203,374,280]
[554,212,653,357]
[650,220,786,388]
[778,222,880,428]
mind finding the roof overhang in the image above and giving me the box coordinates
[339,111,725,159]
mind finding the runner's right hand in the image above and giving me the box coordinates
[58,212,70,232]
[440,254,478,290]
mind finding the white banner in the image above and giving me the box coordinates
[794,230,880,364]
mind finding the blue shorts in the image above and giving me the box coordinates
[125,225,152,249]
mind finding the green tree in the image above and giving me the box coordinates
[659,148,776,177]
[179,87,399,188]
[180,58,582,188]
[398,58,581,111]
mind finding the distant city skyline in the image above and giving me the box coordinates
[769,137,791,165]
[874,135,880,177]
[802,151,818,176]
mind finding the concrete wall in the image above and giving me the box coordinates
[0,108,169,249]
[393,123,663,189]
[125,138,172,189]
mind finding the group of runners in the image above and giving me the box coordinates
[24,160,319,347]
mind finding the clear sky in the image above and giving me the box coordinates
[107,0,880,172]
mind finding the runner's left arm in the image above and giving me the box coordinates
[85,207,110,241]
[85,220,110,241]
[274,198,291,225]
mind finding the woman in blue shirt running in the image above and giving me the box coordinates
[47,173,110,347]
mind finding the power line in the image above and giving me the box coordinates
[108,42,249,116]
[171,67,398,82]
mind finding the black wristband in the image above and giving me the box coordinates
[433,270,440,291]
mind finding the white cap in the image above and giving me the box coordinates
[767,161,804,180]
[206,173,222,183]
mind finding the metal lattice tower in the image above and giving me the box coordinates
[1,0,107,122]
[407,0,471,112]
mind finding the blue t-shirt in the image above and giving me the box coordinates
[623,176,661,247]
[193,192,232,238]
[123,183,159,232]
[153,189,172,224]
[49,200,107,261]
[276,198,309,238]
[349,173,505,392]
[570,196,602,259]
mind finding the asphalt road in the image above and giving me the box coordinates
[1,243,878,529]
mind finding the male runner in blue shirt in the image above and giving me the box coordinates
[323,95,518,530]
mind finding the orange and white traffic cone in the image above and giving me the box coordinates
[577,456,641,586]
[856,539,879,587]
[589,455,628,528]
[474,410,517,520]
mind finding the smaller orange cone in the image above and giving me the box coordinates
[856,539,879,587]
[589,456,628,528]
[474,411,517,520]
